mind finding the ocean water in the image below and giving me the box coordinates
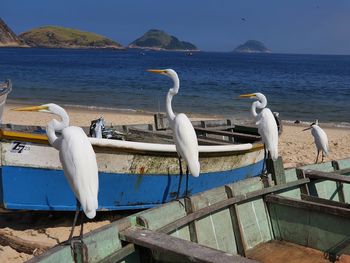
[0,48,349,124]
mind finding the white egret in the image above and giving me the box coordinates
[240,93,278,174]
[147,69,200,198]
[14,103,98,245]
[303,120,329,163]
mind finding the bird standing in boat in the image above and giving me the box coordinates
[14,103,99,246]
[147,69,200,199]
[240,93,278,174]
[303,120,329,163]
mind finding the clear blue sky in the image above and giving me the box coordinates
[2,0,350,54]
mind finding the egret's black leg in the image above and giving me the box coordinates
[176,157,183,200]
[79,210,85,240]
[321,152,324,163]
[261,144,267,176]
[315,150,320,164]
[71,203,88,262]
[185,166,189,197]
[68,200,81,246]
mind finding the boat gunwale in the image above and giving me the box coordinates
[0,129,264,157]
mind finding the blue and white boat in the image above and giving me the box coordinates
[0,82,266,211]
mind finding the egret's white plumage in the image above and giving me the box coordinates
[303,121,329,163]
[147,69,200,178]
[240,93,278,160]
[59,126,98,218]
[15,103,99,218]
[172,113,200,177]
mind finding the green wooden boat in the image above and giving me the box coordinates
[27,157,350,263]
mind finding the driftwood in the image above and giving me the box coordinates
[0,229,51,255]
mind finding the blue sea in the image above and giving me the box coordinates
[0,48,349,124]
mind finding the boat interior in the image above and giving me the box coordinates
[0,114,263,147]
[29,157,350,263]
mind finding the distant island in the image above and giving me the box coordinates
[19,26,124,49]
[233,40,271,53]
[128,29,198,51]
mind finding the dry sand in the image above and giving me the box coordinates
[0,102,349,262]
[279,122,350,168]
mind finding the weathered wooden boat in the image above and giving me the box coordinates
[27,158,350,263]
[0,113,267,212]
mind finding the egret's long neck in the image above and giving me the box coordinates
[166,75,179,125]
[46,112,69,149]
[251,97,267,119]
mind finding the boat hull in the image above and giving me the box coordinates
[0,140,264,211]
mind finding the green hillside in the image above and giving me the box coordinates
[19,26,123,49]
[129,29,197,51]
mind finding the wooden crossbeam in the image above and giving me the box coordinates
[265,195,350,219]
[120,228,258,263]
[129,127,233,145]
[304,169,350,184]
[300,194,350,209]
[195,127,260,142]
[334,168,350,175]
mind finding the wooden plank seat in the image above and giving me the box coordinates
[119,228,258,263]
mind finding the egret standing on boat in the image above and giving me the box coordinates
[303,120,329,163]
[147,69,200,198]
[14,103,99,245]
[240,93,278,174]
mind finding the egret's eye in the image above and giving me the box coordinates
[164,70,167,73]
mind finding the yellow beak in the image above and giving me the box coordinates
[239,93,256,98]
[146,69,166,74]
[12,105,48,112]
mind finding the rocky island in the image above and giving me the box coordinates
[0,18,27,47]
[233,40,271,53]
[19,26,124,49]
[128,29,198,51]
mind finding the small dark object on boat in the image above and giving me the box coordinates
[89,117,105,138]
[273,112,283,135]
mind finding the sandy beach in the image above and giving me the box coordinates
[1,102,350,262]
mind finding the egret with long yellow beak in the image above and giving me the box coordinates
[240,93,278,175]
[147,69,200,199]
[14,103,99,246]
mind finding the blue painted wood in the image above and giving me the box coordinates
[0,161,263,211]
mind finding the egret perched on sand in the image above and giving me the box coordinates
[14,103,98,245]
[303,120,329,163]
[147,69,200,198]
[240,93,278,174]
